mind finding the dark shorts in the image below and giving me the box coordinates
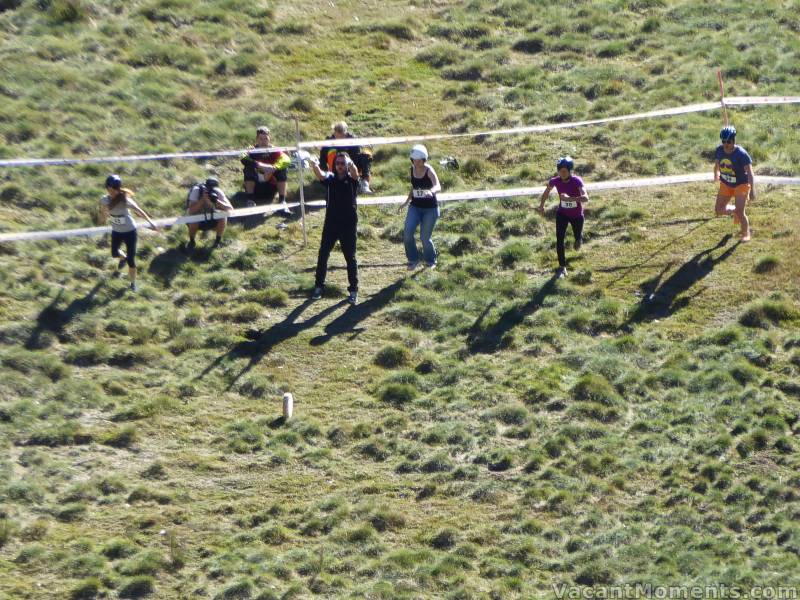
[243,165,288,184]
[198,218,220,232]
[111,229,137,268]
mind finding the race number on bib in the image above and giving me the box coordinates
[560,200,578,209]
[412,189,430,199]
[110,215,127,226]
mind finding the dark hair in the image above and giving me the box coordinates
[334,151,350,163]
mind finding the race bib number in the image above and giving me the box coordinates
[109,215,127,225]
[560,200,578,209]
[412,189,430,199]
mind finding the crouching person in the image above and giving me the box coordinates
[185,177,233,251]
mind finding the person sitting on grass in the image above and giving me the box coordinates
[99,174,158,293]
[714,125,755,242]
[308,152,361,305]
[185,177,233,252]
[319,121,374,194]
[241,126,292,216]
[537,156,589,279]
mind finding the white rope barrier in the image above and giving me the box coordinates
[0,96,797,168]
[2,174,799,244]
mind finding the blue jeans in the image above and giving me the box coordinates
[404,204,439,265]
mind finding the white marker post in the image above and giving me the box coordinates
[283,393,294,419]
[294,118,308,247]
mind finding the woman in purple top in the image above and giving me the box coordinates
[537,156,589,279]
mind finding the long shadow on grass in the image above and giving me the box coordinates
[597,218,712,287]
[624,233,738,327]
[309,279,405,346]
[26,281,118,349]
[197,298,346,389]
[466,276,558,354]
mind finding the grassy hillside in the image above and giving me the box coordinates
[1,1,800,598]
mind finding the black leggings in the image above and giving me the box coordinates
[315,219,358,292]
[555,212,584,268]
[111,230,137,268]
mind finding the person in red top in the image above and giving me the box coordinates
[537,156,589,279]
[241,126,292,215]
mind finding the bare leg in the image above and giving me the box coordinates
[735,193,750,241]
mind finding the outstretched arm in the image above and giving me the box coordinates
[127,198,158,229]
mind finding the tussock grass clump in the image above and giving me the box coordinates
[118,575,155,599]
[390,303,443,330]
[416,44,463,68]
[214,579,254,600]
[70,577,101,600]
[740,299,800,328]
[374,344,410,368]
[490,403,529,425]
[498,240,532,267]
[101,425,138,448]
[56,502,87,522]
[571,373,621,406]
[102,538,137,560]
[753,255,779,274]
[23,421,93,447]
[428,527,458,550]
[512,36,545,54]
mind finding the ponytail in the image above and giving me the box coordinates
[109,187,135,209]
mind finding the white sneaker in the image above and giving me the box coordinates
[311,286,323,300]
[348,291,358,305]
[407,262,419,271]
[359,179,372,194]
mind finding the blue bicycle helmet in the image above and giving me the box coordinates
[105,174,122,189]
[556,156,574,171]
[720,126,736,142]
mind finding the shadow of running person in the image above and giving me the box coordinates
[197,298,346,390]
[309,279,405,346]
[466,276,559,354]
[625,233,739,327]
[25,281,118,349]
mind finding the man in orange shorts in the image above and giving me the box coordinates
[714,125,755,241]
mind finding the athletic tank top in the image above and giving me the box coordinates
[410,166,437,209]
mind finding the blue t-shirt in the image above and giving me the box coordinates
[715,144,752,188]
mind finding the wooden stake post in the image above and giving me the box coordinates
[717,69,729,126]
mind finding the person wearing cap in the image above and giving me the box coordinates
[537,156,589,279]
[714,125,755,242]
[241,126,292,216]
[99,175,158,292]
[185,177,234,251]
[318,121,374,194]
[307,151,361,304]
[399,145,442,270]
